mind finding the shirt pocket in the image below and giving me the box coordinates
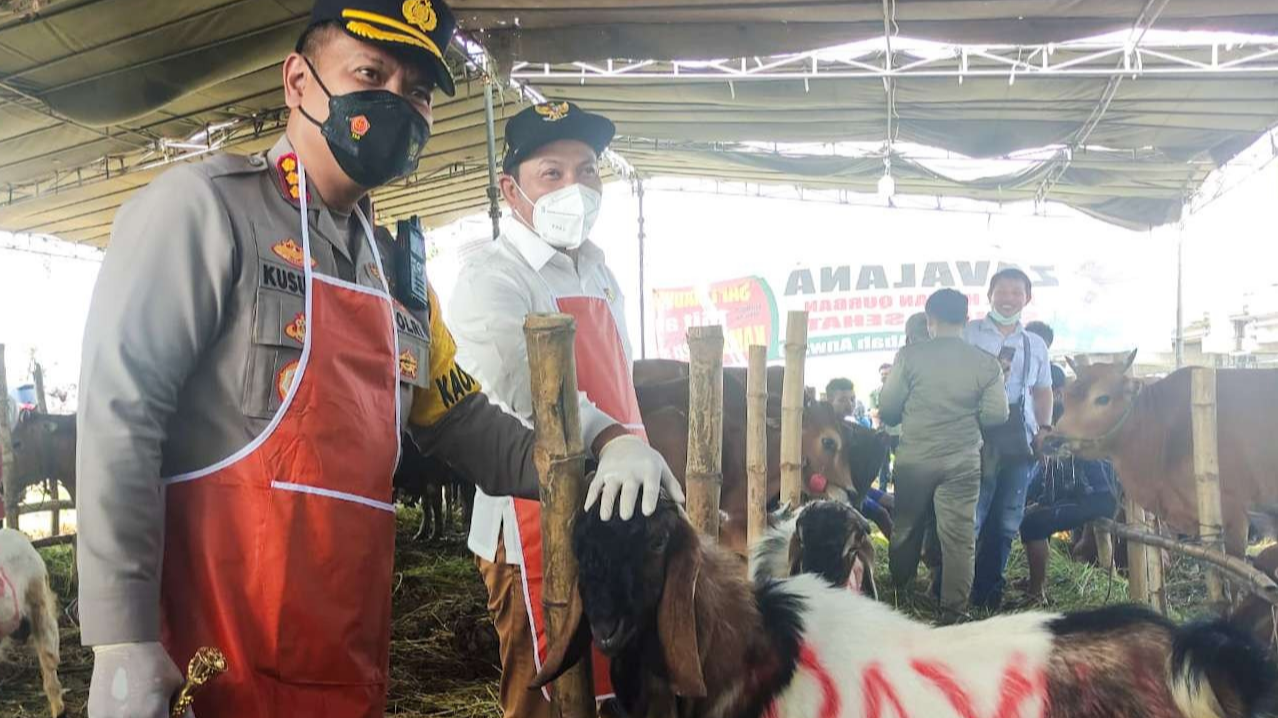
[243,289,307,420]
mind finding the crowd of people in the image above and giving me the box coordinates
[822,269,1120,617]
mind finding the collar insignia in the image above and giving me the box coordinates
[275,153,312,205]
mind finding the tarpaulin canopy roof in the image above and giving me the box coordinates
[466,0,1278,65]
[2,0,1278,245]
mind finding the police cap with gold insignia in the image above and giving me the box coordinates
[502,101,616,174]
[301,0,458,96]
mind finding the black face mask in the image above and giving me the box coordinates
[300,58,430,188]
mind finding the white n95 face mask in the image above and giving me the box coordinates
[517,183,602,250]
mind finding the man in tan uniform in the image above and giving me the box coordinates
[877,289,1008,612]
[76,2,677,716]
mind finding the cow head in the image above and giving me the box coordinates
[1043,349,1141,459]
[11,411,77,490]
[800,402,857,499]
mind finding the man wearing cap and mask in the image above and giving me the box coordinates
[76,3,680,717]
[448,101,657,717]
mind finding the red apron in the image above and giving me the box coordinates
[512,295,645,702]
[160,162,400,718]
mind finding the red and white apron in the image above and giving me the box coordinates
[513,292,646,703]
[160,160,401,718]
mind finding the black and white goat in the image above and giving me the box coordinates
[535,500,1278,718]
[751,500,878,600]
[0,528,64,717]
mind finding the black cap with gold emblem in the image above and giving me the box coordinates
[302,0,458,96]
[501,101,617,174]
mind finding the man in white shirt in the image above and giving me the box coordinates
[449,101,671,718]
[962,267,1054,610]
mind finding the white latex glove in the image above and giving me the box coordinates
[584,434,686,521]
[89,641,191,718]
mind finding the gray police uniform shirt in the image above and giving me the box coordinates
[76,136,538,646]
[877,336,1010,463]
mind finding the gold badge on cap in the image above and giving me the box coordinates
[535,102,570,122]
[402,0,438,33]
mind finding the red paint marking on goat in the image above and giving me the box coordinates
[863,662,910,718]
[911,659,979,718]
[908,655,1048,718]
[992,656,1047,718]
[799,644,842,718]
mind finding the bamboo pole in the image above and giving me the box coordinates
[523,313,594,718]
[780,312,808,509]
[0,344,18,530]
[746,345,769,553]
[33,363,46,413]
[1191,367,1226,602]
[685,326,724,539]
[34,362,59,535]
[1096,518,1278,605]
[1135,504,1167,614]
[1125,498,1151,606]
[14,500,76,515]
[1092,521,1114,570]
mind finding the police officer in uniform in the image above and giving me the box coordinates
[77,2,679,716]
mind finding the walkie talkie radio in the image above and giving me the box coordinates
[395,215,429,311]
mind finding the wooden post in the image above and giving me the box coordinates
[1093,521,1114,570]
[746,345,769,553]
[523,313,594,718]
[33,362,47,413]
[780,311,808,509]
[1125,498,1151,605]
[0,344,18,530]
[685,326,724,539]
[1191,367,1226,603]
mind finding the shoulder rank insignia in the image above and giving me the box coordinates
[277,359,300,402]
[534,102,570,122]
[364,262,385,286]
[272,238,317,269]
[275,153,312,205]
[399,349,420,380]
[284,312,307,344]
[604,287,616,302]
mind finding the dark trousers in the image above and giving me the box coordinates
[1020,492,1118,543]
[878,434,900,490]
[971,444,1034,609]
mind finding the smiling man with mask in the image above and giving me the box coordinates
[962,267,1054,610]
[76,6,679,717]
[448,101,666,718]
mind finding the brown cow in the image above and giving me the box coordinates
[636,368,886,558]
[10,410,77,505]
[1044,350,1277,557]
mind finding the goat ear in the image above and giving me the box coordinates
[530,584,590,690]
[859,543,879,600]
[787,527,803,577]
[658,535,708,698]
